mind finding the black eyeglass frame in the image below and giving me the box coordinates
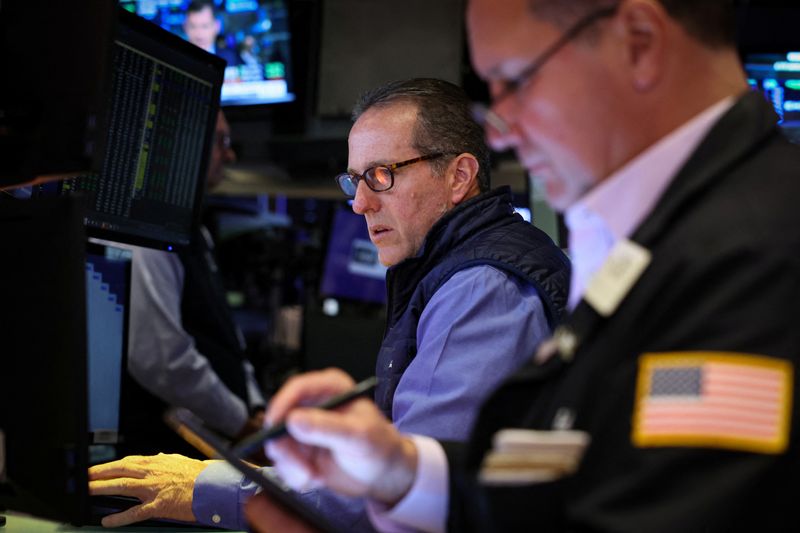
[335,152,450,197]
[472,4,619,134]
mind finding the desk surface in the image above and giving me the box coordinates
[2,512,244,532]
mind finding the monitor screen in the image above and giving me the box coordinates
[33,9,224,250]
[86,242,132,453]
[320,207,387,305]
[120,0,295,107]
[744,51,800,144]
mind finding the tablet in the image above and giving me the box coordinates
[164,408,341,533]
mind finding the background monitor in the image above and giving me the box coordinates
[319,206,387,305]
[735,3,800,144]
[34,8,224,251]
[744,51,800,144]
[85,242,132,457]
[120,0,295,107]
[306,204,385,382]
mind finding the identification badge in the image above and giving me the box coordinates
[584,239,651,317]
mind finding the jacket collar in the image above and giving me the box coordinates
[633,90,780,246]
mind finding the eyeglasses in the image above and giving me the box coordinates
[471,4,619,135]
[335,153,449,197]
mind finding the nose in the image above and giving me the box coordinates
[352,180,380,215]
[484,84,523,152]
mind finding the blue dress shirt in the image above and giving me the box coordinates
[193,264,549,530]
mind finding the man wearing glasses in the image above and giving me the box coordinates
[88,79,569,530]
[252,0,800,531]
[334,78,569,432]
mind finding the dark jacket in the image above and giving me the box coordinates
[447,92,800,532]
[178,227,249,404]
[375,186,571,418]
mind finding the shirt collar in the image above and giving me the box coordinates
[564,96,736,308]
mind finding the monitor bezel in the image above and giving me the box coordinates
[0,195,91,525]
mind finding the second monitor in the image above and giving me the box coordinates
[35,9,225,251]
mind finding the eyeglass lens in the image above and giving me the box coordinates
[338,166,394,197]
[365,167,393,190]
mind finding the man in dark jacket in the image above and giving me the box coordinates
[253,1,800,532]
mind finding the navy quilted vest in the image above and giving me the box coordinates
[374,187,570,418]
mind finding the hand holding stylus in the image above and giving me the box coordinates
[263,369,419,505]
[233,375,379,458]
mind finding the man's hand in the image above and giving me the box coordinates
[88,453,210,527]
[265,368,418,506]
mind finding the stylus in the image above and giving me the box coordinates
[232,375,379,457]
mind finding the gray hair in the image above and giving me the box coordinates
[352,78,491,192]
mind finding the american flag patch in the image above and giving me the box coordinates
[632,352,793,454]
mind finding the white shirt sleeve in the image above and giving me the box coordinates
[366,435,449,533]
[127,246,250,437]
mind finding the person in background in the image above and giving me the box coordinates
[116,110,266,460]
[183,0,243,67]
[239,35,260,68]
[88,78,570,530]
[249,1,800,531]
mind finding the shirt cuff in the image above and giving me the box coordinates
[366,435,449,533]
[193,460,260,530]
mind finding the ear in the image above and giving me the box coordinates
[615,0,669,92]
[448,153,481,205]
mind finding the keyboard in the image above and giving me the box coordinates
[89,495,223,529]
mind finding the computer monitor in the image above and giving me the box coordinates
[0,196,90,525]
[0,205,149,529]
[319,207,387,305]
[120,0,295,107]
[85,242,132,459]
[744,51,800,145]
[34,8,225,251]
